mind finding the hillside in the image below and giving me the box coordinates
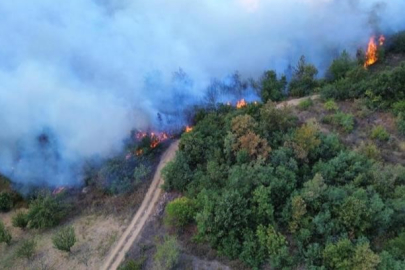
[118,33,405,269]
[2,32,405,270]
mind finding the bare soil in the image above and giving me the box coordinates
[101,140,180,270]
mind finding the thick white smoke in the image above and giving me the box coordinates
[0,0,404,187]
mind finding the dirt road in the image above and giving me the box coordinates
[101,140,179,270]
[276,95,319,108]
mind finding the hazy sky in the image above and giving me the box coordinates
[0,0,404,186]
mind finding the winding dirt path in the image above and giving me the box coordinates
[276,94,320,108]
[101,140,179,270]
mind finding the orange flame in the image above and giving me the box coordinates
[52,186,66,195]
[135,131,170,149]
[185,126,193,133]
[364,35,385,68]
[379,35,385,46]
[236,99,247,109]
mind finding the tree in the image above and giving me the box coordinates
[323,238,354,269]
[260,70,287,102]
[352,243,380,270]
[260,101,296,136]
[12,211,29,229]
[16,239,36,260]
[0,191,13,212]
[289,56,319,97]
[233,131,271,160]
[165,197,196,229]
[154,235,180,270]
[0,220,12,245]
[291,121,321,159]
[289,196,307,233]
[27,193,67,229]
[52,226,76,252]
[231,115,258,137]
[257,225,292,268]
[327,50,356,81]
[162,152,192,191]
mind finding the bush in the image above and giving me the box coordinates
[12,211,29,229]
[0,192,13,212]
[16,239,36,259]
[371,125,390,141]
[0,221,12,245]
[324,100,338,111]
[27,193,67,229]
[357,141,381,160]
[397,113,405,136]
[323,112,355,133]
[118,259,144,270]
[392,101,405,116]
[52,226,76,252]
[298,98,314,110]
[154,236,180,270]
[165,197,196,229]
[388,31,405,53]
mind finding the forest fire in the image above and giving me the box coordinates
[364,35,385,68]
[236,99,247,109]
[185,126,193,133]
[135,131,170,151]
[52,186,66,195]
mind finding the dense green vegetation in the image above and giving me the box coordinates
[162,35,405,269]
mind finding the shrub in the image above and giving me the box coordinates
[392,100,405,116]
[165,197,196,229]
[294,121,321,157]
[118,259,144,270]
[323,112,355,133]
[0,192,13,212]
[371,126,390,141]
[27,193,67,229]
[52,226,76,252]
[298,98,314,110]
[324,100,338,111]
[388,31,405,53]
[12,211,29,229]
[16,239,36,259]
[397,113,405,136]
[357,141,381,160]
[0,221,12,245]
[154,236,180,270]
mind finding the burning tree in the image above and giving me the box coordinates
[364,35,385,68]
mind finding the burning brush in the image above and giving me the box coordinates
[364,35,385,68]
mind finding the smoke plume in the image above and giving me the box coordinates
[0,0,404,187]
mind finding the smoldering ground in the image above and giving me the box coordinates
[0,0,404,187]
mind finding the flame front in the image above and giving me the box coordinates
[236,99,247,109]
[185,126,193,133]
[364,35,385,68]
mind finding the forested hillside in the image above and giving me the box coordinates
[161,32,405,269]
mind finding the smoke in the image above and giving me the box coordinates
[0,0,404,187]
